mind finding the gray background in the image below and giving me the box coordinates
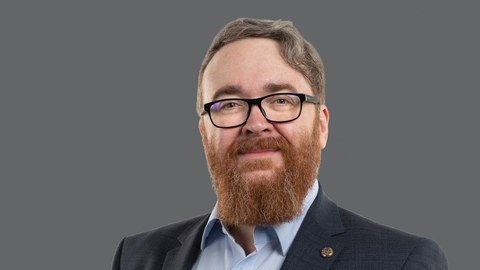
[1,1,478,269]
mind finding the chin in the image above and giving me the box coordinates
[239,170,280,186]
[242,169,275,178]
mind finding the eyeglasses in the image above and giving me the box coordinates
[201,93,320,128]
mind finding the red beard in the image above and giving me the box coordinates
[201,119,322,226]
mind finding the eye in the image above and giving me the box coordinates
[222,102,239,109]
[219,101,243,111]
[210,100,245,113]
[273,98,290,104]
[270,96,295,105]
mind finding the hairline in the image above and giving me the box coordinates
[196,18,325,116]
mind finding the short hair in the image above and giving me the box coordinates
[197,18,325,115]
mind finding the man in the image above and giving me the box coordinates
[112,18,448,269]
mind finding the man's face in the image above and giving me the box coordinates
[199,38,329,225]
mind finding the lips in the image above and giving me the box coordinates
[238,148,280,159]
[240,148,279,154]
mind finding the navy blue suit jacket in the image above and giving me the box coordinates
[112,183,448,269]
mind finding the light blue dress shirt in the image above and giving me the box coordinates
[192,181,319,270]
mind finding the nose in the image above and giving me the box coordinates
[241,104,273,135]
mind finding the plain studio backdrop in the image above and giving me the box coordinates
[1,1,478,269]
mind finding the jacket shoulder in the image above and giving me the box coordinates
[112,214,209,270]
[336,208,448,269]
[124,214,209,252]
[339,207,428,245]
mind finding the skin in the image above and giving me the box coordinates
[198,38,330,254]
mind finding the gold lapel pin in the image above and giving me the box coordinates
[320,247,334,258]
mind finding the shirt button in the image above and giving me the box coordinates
[320,247,334,258]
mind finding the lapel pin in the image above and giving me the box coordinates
[320,247,334,258]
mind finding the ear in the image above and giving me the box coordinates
[198,118,209,149]
[318,104,329,149]
[199,118,205,137]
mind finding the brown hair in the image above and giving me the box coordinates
[197,18,325,115]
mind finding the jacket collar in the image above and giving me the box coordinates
[162,215,209,270]
[280,181,346,270]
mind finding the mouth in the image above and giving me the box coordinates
[238,149,280,158]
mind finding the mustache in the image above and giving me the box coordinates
[230,136,290,155]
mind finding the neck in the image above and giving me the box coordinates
[227,224,256,255]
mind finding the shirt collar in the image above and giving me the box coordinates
[199,180,319,255]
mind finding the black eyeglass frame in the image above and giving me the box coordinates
[201,92,320,128]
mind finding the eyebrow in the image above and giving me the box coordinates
[210,82,299,102]
[211,85,243,101]
[264,83,298,93]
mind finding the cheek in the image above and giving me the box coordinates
[218,130,239,149]
[205,127,239,154]
[272,124,295,144]
[274,114,317,145]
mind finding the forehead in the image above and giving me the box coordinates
[202,38,312,102]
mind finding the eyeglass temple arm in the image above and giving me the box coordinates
[305,94,320,104]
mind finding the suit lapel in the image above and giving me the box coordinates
[281,184,346,270]
[162,215,209,270]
